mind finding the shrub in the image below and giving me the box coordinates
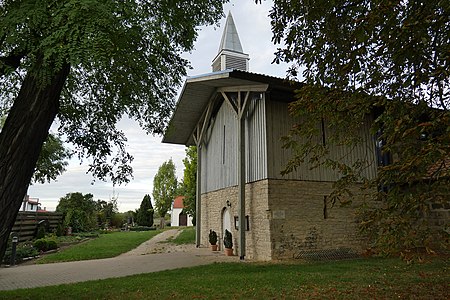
[47,240,58,251]
[2,244,39,264]
[33,238,58,252]
[55,223,65,237]
[33,239,48,252]
[224,229,233,249]
[209,230,218,245]
[35,225,46,239]
[129,226,155,231]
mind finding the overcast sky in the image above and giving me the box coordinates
[28,0,290,212]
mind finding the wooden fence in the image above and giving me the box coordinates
[11,211,63,242]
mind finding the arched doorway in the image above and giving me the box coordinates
[179,213,187,226]
[222,207,231,248]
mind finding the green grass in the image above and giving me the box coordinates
[1,257,448,299]
[36,230,162,264]
[170,227,195,245]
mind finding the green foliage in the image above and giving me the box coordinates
[55,223,65,237]
[224,229,233,249]
[110,213,125,228]
[95,198,118,228]
[171,227,195,245]
[0,118,70,184]
[2,243,39,265]
[1,258,449,298]
[180,146,197,225]
[36,231,161,263]
[0,0,228,184]
[33,238,58,252]
[32,134,71,184]
[57,192,97,233]
[128,226,155,232]
[136,194,154,227]
[209,229,217,245]
[266,0,450,256]
[153,159,177,218]
[35,226,46,240]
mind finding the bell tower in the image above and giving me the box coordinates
[212,12,249,72]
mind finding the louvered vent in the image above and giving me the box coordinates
[225,55,246,71]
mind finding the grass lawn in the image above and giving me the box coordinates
[36,230,162,264]
[168,227,195,245]
[1,257,448,299]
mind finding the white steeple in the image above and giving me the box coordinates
[212,11,249,72]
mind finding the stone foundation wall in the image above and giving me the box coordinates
[268,179,369,260]
[200,179,371,261]
[200,180,272,260]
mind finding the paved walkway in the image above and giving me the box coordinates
[0,229,238,291]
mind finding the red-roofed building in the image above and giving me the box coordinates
[171,196,193,226]
[21,195,41,212]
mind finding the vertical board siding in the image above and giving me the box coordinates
[267,101,377,181]
[201,94,267,193]
[246,93,267,182]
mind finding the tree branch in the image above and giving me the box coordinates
[0,51,26,76]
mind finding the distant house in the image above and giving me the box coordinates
[21,195,41,212]
[162,12,448,260]
[171,196,193,227]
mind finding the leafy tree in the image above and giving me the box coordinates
[0,0,227,263]
[264,0,450,256]
[56,192,97,233]
[94,197,118,228]
[0,117,71,184]
[136,194,154,227]
[32,134,71,184]
[180,146,197,225]
[153,159,177,227]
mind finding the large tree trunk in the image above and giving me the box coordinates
[0,59,70,263]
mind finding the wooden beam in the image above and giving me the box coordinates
[221,91,239,114]
[217,84,269,93]
[198,98,215,146]
[238,91,251,119]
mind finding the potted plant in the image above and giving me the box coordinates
[223,229,233,256]
[209,229,218,251]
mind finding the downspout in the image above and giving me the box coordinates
[196,144,202,247]
[238,111,246,260]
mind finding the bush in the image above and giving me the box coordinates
[33,239,48,252]
[209,230,218,245]
[35,225,46,239]
[129,226,155,231]
[47,240,58,251]
[33,238,58,252]
[224,229,233,249]
[55,223,65,237]
[2,244,39,264]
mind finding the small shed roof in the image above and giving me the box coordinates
[173,196,185,209]
[162,69,302,146]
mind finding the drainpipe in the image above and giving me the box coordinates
[238,113,246,260]
[195,145,202,247]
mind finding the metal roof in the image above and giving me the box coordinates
[162,69,302,146]
[219,11,244,53]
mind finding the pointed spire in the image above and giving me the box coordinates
[219,11,244,53]
[212,11,249,72]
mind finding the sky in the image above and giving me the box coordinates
[28,0,290,212]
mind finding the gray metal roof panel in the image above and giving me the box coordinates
[162,69,303,146]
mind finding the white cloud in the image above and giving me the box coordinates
[29,0,289,212]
